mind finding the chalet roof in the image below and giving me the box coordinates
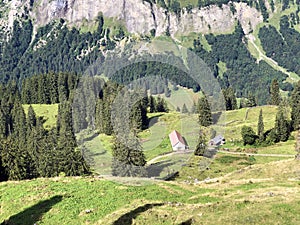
[210,135,225,144]
[169,130,186,147]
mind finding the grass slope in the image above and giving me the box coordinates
[1,158,299,224]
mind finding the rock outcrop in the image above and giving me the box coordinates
[1,0,263,39]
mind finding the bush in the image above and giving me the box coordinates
[241,126,258,145]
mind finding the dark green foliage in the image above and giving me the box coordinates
[274,103,290,142]
[155,96,169,113]
[222,87,237,110]
[259,18,300,75]
[95,82,120,135]
[245,92,257,107]
[130,100,149,131]
[258,0,268,22]
[56,101,90,176]
[270,79,281,105]
[282,0,290,11]
[170,0,181,16]
[148,95,156,113]
[194,22,287,105]
[181,103,189,114]
[291,81,300,131]
[257,109,264,142]
[110,60,199,92]
[241,126,257,145]
[20,72,78,104]
[0,79,91,181]
[0,20,33,82]
[270,0,275,12]
[198,95,212,127]
[111,136,147,177]
[265,128,278,144]
[0,19,106,82]
[194,131,207,156]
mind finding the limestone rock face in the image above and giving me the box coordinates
[1,0,263,38]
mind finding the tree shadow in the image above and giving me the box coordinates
[148,114,164,128]
[113,203,164,225]
[179,218,193,225]
[212,111,222,124]
[1,195,63,225]
[147,160,176,177]
[203,148,217,159]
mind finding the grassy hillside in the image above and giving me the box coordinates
[23,104,58,129]
[1,158,299,224]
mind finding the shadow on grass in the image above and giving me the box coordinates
[147,160,176,177]
[148,114,164,128]
[113,203,164,225]
[1,195,63,225]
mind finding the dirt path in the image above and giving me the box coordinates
[148,149,295,166]
[147,150,194,165]
[218,150,295,158]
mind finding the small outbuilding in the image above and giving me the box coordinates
[209,135,225,146]
[169,130,188,151]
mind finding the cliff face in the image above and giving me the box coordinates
[0,0,263,38]
[34,0,262,35]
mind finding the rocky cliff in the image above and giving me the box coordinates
[0,0,263,38]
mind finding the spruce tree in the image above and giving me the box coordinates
[56,102,90,176]
[291,81,300,131]
[1,136,28,180]
[111,135,147,177]
[275,103,290,142]
[181,103,189,114]
[198,95,212,127]
[148,95,156,113]
[156,96,169,112]
[194,130,207,156]
[130,101,148,131]
[246,92,257,107]
[223,87,237,110]
[270,79,281,105]
[257,109,265,142]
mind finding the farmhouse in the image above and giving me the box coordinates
[209,135,225,146]
[169,130,188,151]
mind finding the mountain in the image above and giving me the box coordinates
[0,0,299,103]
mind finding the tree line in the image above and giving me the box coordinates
[241,80,300,146]
[0,82,89,181]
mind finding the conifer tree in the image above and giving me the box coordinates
[275,103,290,142]
[194,130,207,156]
[223,87,237,110]
[111,135,147,177]
[246,92,257,107]
[156,96,169,112]
[148,95,156,113]
[1,136,28,180]
[191,100,197,113]
[181,103,189,114]
[291,81,300,131]
[56,102,90,176]
[198,95,212,127]
[270,79,281,105]
[257,109,265,142]
[131,101,148,131]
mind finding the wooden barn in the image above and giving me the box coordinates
[169,130,188,151]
